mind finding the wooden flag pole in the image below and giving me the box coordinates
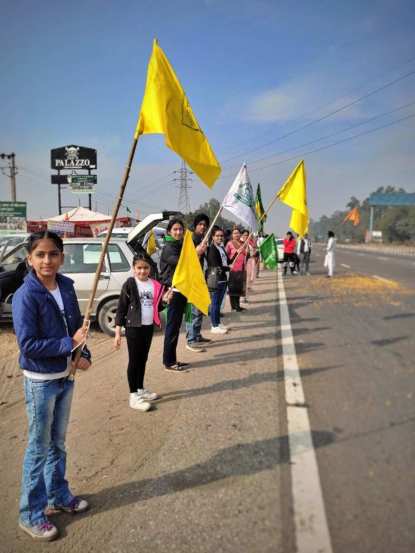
[201,205,224,246]
[229,192,280,269]
[71,137,140,375]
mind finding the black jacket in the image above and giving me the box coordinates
[207,244,230,282]
[115,277,164,328]
[159,239,182,287]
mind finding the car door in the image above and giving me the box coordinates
[61,242,111,314]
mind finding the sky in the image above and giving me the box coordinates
[1,0,415,235]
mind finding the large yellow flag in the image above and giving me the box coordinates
[172,230,211,315]
[289,209,309,237]
[277,160,309,236]
[135,40,221,188]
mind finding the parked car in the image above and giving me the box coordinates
[0,233,29,261]
[0,211,180,335]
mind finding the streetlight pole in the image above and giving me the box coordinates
[0,153,17,201]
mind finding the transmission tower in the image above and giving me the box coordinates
[173,160,193,213]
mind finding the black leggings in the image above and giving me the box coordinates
[163,291,187,366]
[229,295,241,310]
[125,325,154,392]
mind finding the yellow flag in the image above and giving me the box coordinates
[277,160,308,236]
[135,40,221,188]
[146,229,157,256]
[289,209,309,237]
[172,230,210,315]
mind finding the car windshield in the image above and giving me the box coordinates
[0,243,28,267]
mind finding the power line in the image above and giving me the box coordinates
[246,100,415,170]
[221,68,415,167]
[247,112,415,175]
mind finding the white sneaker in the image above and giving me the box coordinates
[129,393,151,411]
[137,388,159,401]
[210,326,228,334]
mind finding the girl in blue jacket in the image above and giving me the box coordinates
[12,231,91,542]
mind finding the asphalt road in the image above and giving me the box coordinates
[1,249,414,552]
[280,246,415,553]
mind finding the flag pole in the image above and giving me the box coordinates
[202,204,224,246]
[229,192,280,269]
[71,136,140,375]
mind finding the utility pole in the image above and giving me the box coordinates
[0,152,17,201]
[173,160,192,213]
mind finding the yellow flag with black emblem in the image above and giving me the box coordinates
[172,230,210,315]
[135,40,221,188]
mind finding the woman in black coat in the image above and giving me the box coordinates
[206,226,230,334]
[159,218,190,371]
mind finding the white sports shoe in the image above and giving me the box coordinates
[137,388,159,401]
[219,323,229,330]
[129,393,151,411]
[210,326,228,334]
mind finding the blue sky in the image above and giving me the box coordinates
[1,0,415,234]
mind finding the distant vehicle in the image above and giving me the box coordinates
[275,238,284,262]
[0,211,181,335]
[97,227,136,238]
[0,233,29,261]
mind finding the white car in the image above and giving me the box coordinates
[0,211,180,335]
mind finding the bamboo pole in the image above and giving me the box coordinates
[71,137,139,375]
[229,192,280,269]
[201,205,224,246]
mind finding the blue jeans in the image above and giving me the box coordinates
[20,377,74,525]
[210,281,227,327]
[185,304,203,344]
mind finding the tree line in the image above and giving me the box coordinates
[310,186,415,243]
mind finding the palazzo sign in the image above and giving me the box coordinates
[51,145,97,170]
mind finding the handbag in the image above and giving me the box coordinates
[206,268,219,290]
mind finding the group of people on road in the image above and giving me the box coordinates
[11,220,334,542]
[282,229,336,278]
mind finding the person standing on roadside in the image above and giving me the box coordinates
[159,218,191,372]
[12,231,91,542]
[226,227,248,311]
[114,253,165,412]
[324,230,336,277]
[206,226,230,334]
[296,233,312,275]
[283,231,297,276]
[185,213,211,353]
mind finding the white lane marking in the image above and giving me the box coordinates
[376,256,389,261]
[373,275,396,285]
[341,263,351,269]
[277,270,333,553]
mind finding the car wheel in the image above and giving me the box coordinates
[97,298,119,336]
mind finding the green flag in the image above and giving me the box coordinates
[259,234,277,270]
[255,183,266,235]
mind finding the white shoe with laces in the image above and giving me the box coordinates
[210,326,228,334]
[137,388,159,401]
[129,393,151,411]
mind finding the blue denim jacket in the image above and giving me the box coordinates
[12,270,91,375]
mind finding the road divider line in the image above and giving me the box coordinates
[341,263,351,269]
[277,269,333,553]
[373,275,397,285]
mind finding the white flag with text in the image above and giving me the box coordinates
[222,163,257,231]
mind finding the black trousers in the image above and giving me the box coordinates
[125,325,154,392]
[229,295,240,310]
[163,291,187,366]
